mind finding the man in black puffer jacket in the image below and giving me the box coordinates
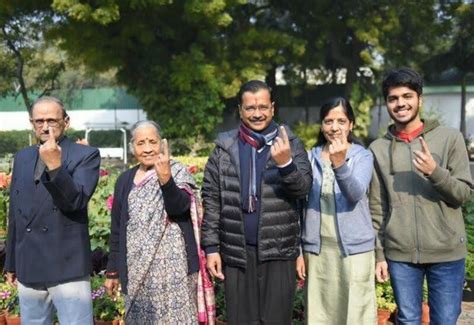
[202,80,312,325]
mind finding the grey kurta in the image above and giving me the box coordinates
[305,159,376,325]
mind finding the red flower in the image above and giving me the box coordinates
[106,195,114,211]
[99,169,109,177]
[187,165,198,174]
[0,172,12,190]
[297,279,305,289]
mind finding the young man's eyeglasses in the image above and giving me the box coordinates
[30,118,65,128]
[240,104,272,113]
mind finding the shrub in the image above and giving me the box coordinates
[88,167,119,251]
[214,280,226,321]
[1,283,19,316]
[464,195,474,251]
[0,129,127,156]
[292,279,305,324]
[91,276,124,321]
[376,280,396,312]
[0,131,30,156]
[292,122,320,150]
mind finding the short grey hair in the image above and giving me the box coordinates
[129,120,162,155]
[30,96,68,118]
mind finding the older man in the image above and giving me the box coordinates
[5,96,100,325]
[202,80,312,325]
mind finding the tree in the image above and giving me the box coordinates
[265,0,448,139]
[0,1,65,115]
[423,3,474,139]
[49,0,305,139]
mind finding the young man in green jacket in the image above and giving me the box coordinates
[369,67,473,325]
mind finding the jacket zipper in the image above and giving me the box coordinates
[409,143,420,263]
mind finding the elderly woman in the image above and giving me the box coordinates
[104,121,213,324]
[297,97,376,324]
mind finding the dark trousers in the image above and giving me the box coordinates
[224,246,296,325]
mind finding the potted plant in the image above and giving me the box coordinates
[0,282,10,325]
[422,280,429,324]
[376,281,396,325]
[91,276,124,325]
[3,285,20,325]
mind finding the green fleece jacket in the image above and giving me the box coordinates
[369,120,473,263]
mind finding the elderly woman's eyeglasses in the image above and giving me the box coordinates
[30,118,64,128]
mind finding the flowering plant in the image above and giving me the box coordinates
[376,280,397,312]
[0,171,12,235]
[0,283,19,316]
[0,283,11,311]
[214,280,226,321]
[91,276,124,321]
[292,278,305,324]
[88,166,119,251]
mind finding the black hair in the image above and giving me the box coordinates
[316,97,359,147]
[237,80,272,105]
[382,67,423,100]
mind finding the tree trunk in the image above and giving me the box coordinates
[2,26,31,115]
[460,72,467,139]
[302,69,309,124]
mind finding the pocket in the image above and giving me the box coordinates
[384,203,415,249]
[417,203,459,250]
[339,202,375,245]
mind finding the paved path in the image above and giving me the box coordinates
[458,302,474,324]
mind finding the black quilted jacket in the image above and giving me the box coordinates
[201,125,312,269]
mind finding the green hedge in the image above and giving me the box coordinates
[0,129,126,156]
[0,131,30,156]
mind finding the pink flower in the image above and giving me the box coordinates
[297,279,305,289]
[187,165,198,174]
[99,169,109,177]
[0,172,11,189]
[1,290,10,299]
[106,195,114,211]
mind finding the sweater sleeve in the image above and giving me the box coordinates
[427,133,473,207]
[201,147,222,250]
[106,172,126,275]
[279,137,312,199]
[369,156,389,262]
[161,177,191,219]
[333,149,373,203]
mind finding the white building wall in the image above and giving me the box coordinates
[370,92,474,139]
[0,108,148,131]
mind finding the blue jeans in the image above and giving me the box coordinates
[18,275,93,325]
[387,258,465,325]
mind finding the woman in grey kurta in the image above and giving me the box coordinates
[297,97,376,324]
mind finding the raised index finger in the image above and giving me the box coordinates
[419,137,430,154]
[161,138,169,158]
[279,126,289,143]
[47,127,56,144]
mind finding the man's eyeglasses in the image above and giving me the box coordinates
[240,104,272,113]
[30,118,64,128]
